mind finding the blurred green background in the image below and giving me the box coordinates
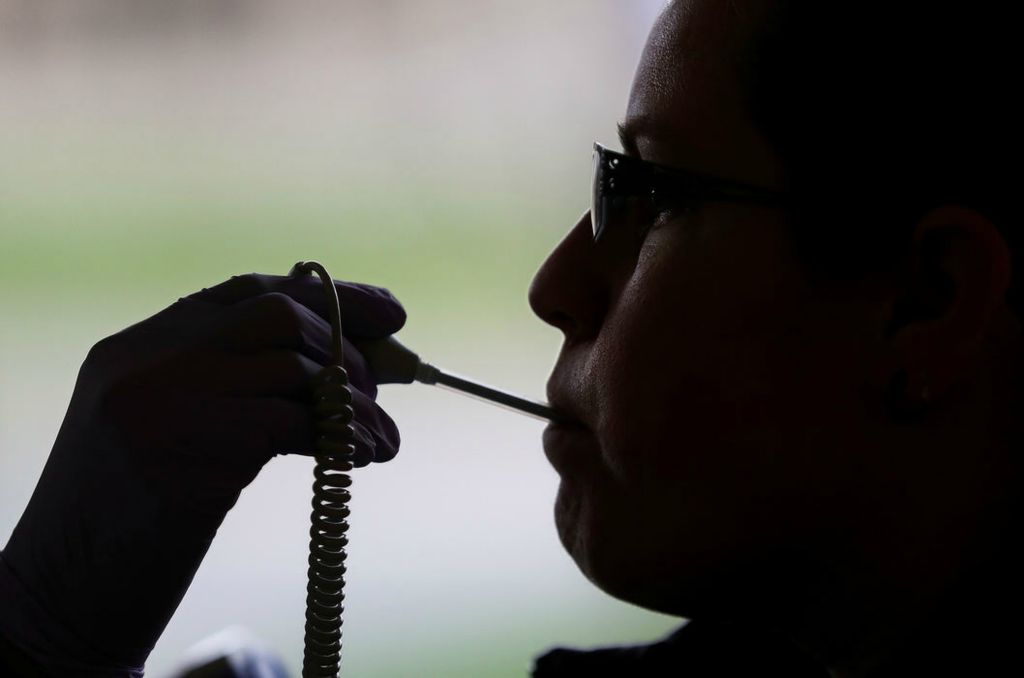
[0,1,678,675]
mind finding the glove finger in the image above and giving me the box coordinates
[211,294,380,399]
[197,351,381,463]
[335,339,377,401]
[286,398,377,466]
[197,350,320,399]
[213,292,333,366]
[196,396,375,471]
[188,273,406,339]
[350,388,401,465]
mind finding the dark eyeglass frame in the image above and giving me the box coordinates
[591,142,791,241]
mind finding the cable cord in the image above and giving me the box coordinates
[290,261,354,678]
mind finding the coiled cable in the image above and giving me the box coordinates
[290,261,354,678]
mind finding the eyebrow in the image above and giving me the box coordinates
[617,120,642,157]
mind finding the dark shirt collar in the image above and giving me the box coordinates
[531,620,829,677]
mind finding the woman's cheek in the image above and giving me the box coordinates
[593,325,705,490]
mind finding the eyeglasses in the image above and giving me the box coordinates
[591,142,791,241]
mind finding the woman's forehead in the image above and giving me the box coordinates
[626,0,784,186]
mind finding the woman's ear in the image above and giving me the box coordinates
[872,205,1012,408]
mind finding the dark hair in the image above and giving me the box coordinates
[740,2,1021,311]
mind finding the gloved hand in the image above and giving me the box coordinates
[0,272,406,676]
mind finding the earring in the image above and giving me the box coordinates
[883,369,931,419]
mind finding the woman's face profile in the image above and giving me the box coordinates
[529,0,900,617]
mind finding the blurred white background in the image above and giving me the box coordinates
[0,1,678,675]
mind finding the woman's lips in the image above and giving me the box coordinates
[542,421,598,473]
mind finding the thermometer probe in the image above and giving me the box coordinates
[353,335,566,423]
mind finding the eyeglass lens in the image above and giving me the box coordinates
[591,145,605,240]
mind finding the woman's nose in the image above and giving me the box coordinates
[528,211,609,343]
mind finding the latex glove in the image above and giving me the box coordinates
[0,273,406,676]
